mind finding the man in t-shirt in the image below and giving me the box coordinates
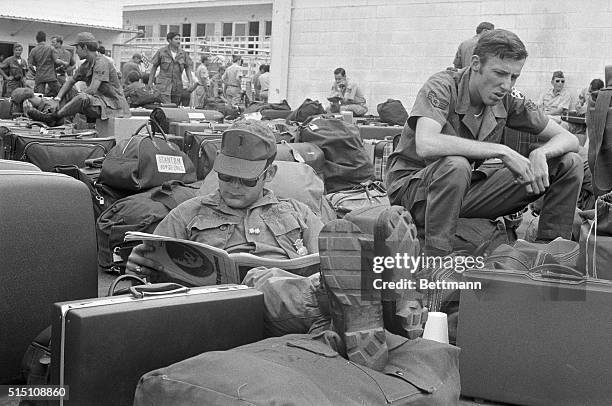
[387,29,583,258]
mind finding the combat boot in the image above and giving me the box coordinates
[318,219,387,371]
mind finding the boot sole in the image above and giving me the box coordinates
[319,219,387,370]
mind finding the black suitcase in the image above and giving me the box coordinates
[50,284,263,406]
[457,268,612,406]
[183,131,222,180]
[260,109,292,120]
[171,121,230,138]
[1,128,115,171]
[0,171,98,383]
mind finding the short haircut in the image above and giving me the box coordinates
[13,44,23,51]
[476,22,495,34]
[142,73,150,85]
[98,46,106,55]
[473,29,528,65]
[590,78,604,91]
[232,54,241,63]
[51,35,63,44]
[126,71,141,84]
[261,64,269,73]
[200,54,208,63]
[334,67,346,76]
[36,31,46,43]
[166,32,179,41]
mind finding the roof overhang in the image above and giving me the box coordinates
[0,14,137,32]
[123,0,272,12]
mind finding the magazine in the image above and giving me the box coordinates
[124,231,320,286]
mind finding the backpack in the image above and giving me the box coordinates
[297,116,374,193]
[286,99,325,123]
[96,180,204,272]
[377,99,408,126]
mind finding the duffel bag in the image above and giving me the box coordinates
[98,122,196,192]
[276,141,325,177]
[183,132,222,180]
[286,99,325,123]
[96,180,204,272]
[326,180,389,217]
[377,99,408,126]
[298,116,374,193]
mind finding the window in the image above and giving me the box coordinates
[234,23,247,37]
[222,23,233,37]
[137,25,152,37]
[248,21,259,37]
[196,23,215,37]
[265,21,272,37]
[159,24,168,38]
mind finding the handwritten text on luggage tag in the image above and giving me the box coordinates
[156,155,186,173]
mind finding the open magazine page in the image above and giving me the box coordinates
[124,231,239,286]
[229,252,320,280]
[124,232,321,285]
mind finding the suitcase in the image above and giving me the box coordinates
[0,171,97,383]
[358,124,403,140]
[1,128,115,171]
[0,97,13,119]
[502,127,547,157]
[276,141,325,177]
[183,131,222,179]
[171,121,230,138]
[260,109,292,120]
[363,138,393,182]
[50,284,264,406]
[0,158,41,171]
[95,116,150,141]
[129,107,153,117]
[457,268,612,406]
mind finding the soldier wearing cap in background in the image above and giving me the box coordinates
[149,32,193,106]
[538,70,572,123]
[222,55,244,105]
[122,53,144,86]
[26,32,130,126]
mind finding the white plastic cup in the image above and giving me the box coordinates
[341,110,353,124]
[422,311,449,344]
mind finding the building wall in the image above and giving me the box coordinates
[0,19,122,60]
[0,0,123,29]
[123,4,272,38]
[285,0,611,114]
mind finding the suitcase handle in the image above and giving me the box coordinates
[108,274,148,296]
[130,283,190,298]
[528,264,585,283]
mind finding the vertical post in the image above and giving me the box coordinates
[269,0,291,103]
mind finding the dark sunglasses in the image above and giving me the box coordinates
[554,79,565,83]
[217,169,266,187]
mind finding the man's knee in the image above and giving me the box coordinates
[432,156,472,183]
[550,152,584,180]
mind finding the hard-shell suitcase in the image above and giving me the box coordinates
[358,124,403,140]
[0,97,13,119]
[183,131,222,180]
[363,138,393,182]
[1,129,115,171]
[260,109,292,120]
[171,121,230,138]
[457,268,612,406]
[50,284,264,406]
[0,171,97,383]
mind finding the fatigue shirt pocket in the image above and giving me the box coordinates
[160,55,173,72]
[188,216,238,248]
[261,211,304,259]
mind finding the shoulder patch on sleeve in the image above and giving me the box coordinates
[427,90,449,110]
[510,87,525,100]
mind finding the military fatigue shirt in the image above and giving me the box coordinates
[386,67,549,198]
[453,35,478,69]
[73,54,130,119]
[54,47,74,76]
[0,56,28,80]
[28,42,58,83]
[222,63,242,88]
[330,79,366,106]
[538,87,572,116]
[151,45,192,95]
[155,189,323,260]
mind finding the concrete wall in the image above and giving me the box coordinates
[284,0,611,114]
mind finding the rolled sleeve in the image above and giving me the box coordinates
[93,59,110,83]
[407,73,452,130]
